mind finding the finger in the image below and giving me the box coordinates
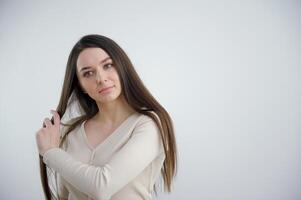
[43,118,52,127]
[50,110,60,126]
[35,131,41,140]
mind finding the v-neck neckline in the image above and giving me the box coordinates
[81,112,138,151]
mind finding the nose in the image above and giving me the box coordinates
[95,68,107,83]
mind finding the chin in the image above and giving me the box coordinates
[99,93,121,102]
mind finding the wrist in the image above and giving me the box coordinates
[42,147,59,157]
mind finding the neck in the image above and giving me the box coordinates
[94,95,136,125]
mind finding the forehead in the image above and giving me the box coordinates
[76,47,110,70]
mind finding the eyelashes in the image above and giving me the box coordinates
[83,63,114,77]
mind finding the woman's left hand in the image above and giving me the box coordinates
[36,110,61,157]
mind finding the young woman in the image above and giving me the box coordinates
[35,34,177,200]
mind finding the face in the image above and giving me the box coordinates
[76,47,122,104]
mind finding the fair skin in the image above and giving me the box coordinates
[36,47,135,156]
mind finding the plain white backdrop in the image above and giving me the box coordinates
[0,1,300,199]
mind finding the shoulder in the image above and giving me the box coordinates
[134,111,161,132]
[136,111,156,122]
[133,112,165,153]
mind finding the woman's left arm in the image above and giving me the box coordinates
[42,116,164,200]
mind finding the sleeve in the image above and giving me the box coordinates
[55,172,69,200]
[42,116,164,200]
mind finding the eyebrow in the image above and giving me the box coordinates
[79,57,112,72]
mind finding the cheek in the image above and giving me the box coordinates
[79,78,88,87]
[77,77,86,88]
[112,72,120,84]
[112,75,122,91]
[79,78,93,92]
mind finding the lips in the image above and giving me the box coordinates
[99,86,114,93]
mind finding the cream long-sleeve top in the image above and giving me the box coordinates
[42,112,165,200]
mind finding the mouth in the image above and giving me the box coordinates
[98,86,114,93]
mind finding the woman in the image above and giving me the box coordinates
[35,34,177,200]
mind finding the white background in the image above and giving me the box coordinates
[0,1,300,199]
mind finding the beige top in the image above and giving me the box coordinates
[43,112,165,200]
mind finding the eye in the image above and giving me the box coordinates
[83,71,94,77]
[104,63,113,69]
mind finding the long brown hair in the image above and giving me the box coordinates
[38,34,178,199]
